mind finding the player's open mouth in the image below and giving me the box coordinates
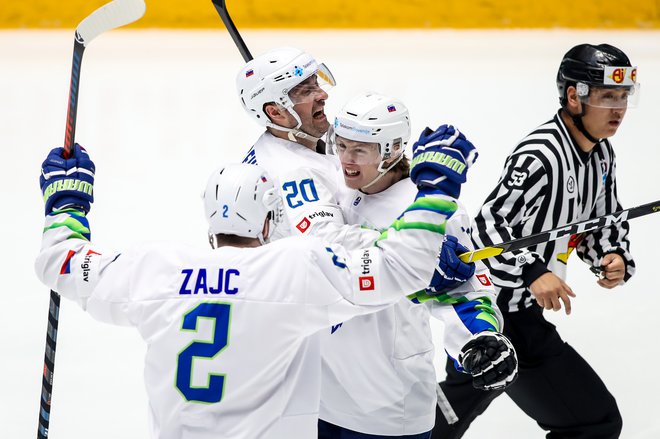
[313,109,325,120]
[344,168,360,177]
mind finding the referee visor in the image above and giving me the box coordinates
[578,83,641,109]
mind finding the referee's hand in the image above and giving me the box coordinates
[597,253,626,289]
[529,272,576,315]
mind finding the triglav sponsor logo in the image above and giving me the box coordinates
[359,276,375,291]
[360,249,372,275]
[296,217,310,233]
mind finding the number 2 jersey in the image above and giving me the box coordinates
[34,197,453,439]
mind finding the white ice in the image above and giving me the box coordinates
[1,29,659,438]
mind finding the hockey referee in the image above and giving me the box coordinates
[433,43,638,439]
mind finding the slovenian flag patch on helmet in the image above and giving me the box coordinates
[245,69,254,78]
[387,105,396,112]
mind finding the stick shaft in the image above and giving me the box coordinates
[212,0,253,61]
[37,2,146,436]
[460,199,660,263]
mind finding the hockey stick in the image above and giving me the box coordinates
[207,0,659,296]
[38,2,146,438]
[211,0,253,61]
[459,198,660,263]
[407,199,660,303]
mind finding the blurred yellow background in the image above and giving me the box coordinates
[3,0,659,28]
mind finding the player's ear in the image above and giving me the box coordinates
[565,85,581,112]
[262,218,270,243]
[264,103,286,124]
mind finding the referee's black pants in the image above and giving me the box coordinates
[432,305,622,439]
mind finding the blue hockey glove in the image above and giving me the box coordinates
[410,125,478,198]
[425,235,476,296]
[459,331,518,391]
[40,143,95,215]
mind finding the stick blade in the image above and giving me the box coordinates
[76,0,146,46]
[459,246,504,263]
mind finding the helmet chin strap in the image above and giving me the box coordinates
[565,105,599,144]
[208,232,218,249]
[360,153,404,192]
[266,105,323,144]
[288,129,321,144]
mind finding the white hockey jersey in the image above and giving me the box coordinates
[319,178,502,435]
[35,196,453,439]
[243,132,379,246]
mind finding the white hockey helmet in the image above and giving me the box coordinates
[236,46,336,136]
[328,92,411,190]
[203,163,283,245]
[330,91,411,165]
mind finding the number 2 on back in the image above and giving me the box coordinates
[176,302,231,403]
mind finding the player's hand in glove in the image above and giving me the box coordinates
[410,124,478,198]
[426,235,475,296]
[40,143,95,215]
[459,331,518,391]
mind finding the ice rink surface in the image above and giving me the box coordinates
[2,29,659,438]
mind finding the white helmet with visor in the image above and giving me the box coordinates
[328,92,411,189]
[236,46,336,142]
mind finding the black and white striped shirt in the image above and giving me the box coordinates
[472,111,635,312]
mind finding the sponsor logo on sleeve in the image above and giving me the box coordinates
[81,249,101,282]
[296,217,311,233]
[308,210,334,220]
[476,274,492,286]
[359,276,375,291]
[360,249,372,275]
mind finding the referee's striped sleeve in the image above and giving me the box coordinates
[576,147,635,281]
[472,153,548,287]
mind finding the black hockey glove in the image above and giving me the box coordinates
[459,331,518,391]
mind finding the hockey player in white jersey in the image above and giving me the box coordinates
[318,92,518,439]
[236,48,516,438]
[36,143,469,439]
[237,46,378,245]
